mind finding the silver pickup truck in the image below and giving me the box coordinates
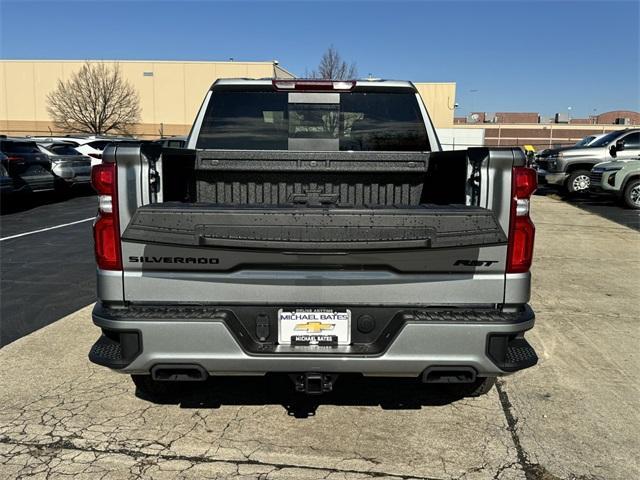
[537,129,640,193]
[88,79,538,397]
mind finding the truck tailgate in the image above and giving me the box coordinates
[114,146,518,306]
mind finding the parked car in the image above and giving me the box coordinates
[88,78,539,398]
[590,157,640,209]
[537,129,640,193]
[33,136,133,166]
[0,138,56,194]
[535,134,607,161]
[37,142,92,188]
[75,139,118,166]
[155,136,187,148]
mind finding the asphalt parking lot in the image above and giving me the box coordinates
[0,189,97,346]
[0,193,638,479]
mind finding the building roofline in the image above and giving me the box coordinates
[0,59,280,65]
[274,64,297,79]
[454,123,639,129]
[413,82,457,85]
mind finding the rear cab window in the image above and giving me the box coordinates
[197,89,430,152]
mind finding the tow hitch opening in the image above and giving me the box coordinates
[289,373,339,395]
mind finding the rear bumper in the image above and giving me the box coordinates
[52,165,91,184]
[90,303,537,377]
[21,175,56,192]
[544,171,568,186]
[588,185,614,195]
[0,181,14,195]
[536,168,547,184]
[59,174,91,185]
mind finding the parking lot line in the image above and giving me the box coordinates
[0,217,95,242]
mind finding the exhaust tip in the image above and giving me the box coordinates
[151,364,208,382]
[422,366,477,384]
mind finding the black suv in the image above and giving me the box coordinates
[0,138,56,195]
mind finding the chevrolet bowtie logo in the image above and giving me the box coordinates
[294,322,335,333]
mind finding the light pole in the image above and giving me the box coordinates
[469,89,479,114]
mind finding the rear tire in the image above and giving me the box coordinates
[54,178,71,198]
[447,377,496,398]
[566,170,591,194]
[131,374,175,397]
[623,179,640,209]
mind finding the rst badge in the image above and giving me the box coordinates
[454,259,498,267]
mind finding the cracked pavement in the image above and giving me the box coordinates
[0,195,638,480]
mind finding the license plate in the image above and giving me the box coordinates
[278,308,351,345]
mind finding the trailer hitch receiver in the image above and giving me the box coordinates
[289,373,339,395]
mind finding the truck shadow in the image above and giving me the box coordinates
[0,185,95,215]
[534,186,640,231]
[135,374,469,418]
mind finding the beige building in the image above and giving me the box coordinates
[0,60,293,137]
[414,82,457,129]
[0,59,456,138]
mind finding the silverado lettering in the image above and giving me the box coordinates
[128,256,219,264]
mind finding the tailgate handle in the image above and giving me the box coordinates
[289,189,340,206]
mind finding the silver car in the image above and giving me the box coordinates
[37,142,92,187]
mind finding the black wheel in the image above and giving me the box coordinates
[446,377,496,398]
[566,170,591,194]
[131,374,176,397]
[623,179,640,209]
[54,178,71,198]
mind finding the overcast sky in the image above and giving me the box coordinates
[1,0,638,117]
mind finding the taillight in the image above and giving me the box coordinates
[507,167,537,273]
[6,156,24,161]
[272,80,355,91]
[91,163,121,270]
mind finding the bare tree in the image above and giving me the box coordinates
[47,62,141,135]
[309,46,358,79]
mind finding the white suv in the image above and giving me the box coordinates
[32,136,133,166]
